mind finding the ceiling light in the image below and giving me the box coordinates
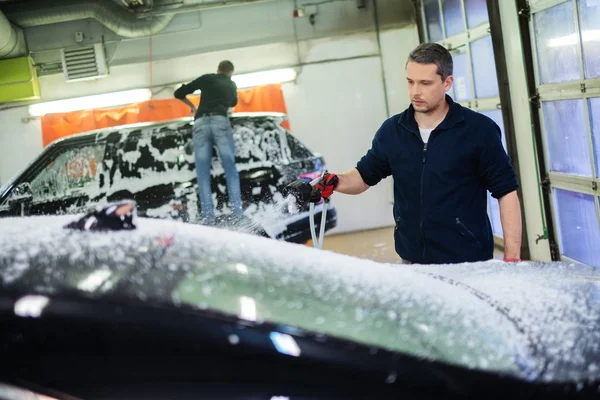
[28,88,152,117]
[232,68,297,89]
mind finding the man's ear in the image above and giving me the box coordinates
[444,76,454,91]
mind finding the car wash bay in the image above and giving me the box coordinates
[0,0,598,268]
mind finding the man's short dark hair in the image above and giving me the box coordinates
[218,60,234,74]
[407,43,453,80]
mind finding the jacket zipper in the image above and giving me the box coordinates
[420,142,428,260]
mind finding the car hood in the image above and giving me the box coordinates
[0,215,599,384]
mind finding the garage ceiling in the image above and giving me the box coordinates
[0,0,273,37]
[1,0,414,78]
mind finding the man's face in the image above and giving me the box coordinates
[406,61,453,114]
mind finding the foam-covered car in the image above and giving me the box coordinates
[0,112,336,242]
[1,208,599,399]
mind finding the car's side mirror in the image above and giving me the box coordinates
[8,182,33,217]
[9,182,33,204]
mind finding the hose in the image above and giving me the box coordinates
[309,202,318,247]
[308,200,328,249]
[318,200,328,248]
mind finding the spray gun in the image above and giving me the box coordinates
[283,173,330,249]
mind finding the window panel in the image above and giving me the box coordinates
[479,109,507,151]
[470,35,500,98]
[442,0,465,38]
[451,52,472,101]
[577,0,600,78]
[447,84,456,100]
[488,192,503,237]
[554,188,600,267]
[464,0,488,28]
[589,97,600,175]
[480,109,506,238]
[542,99,592,177]
[424,0,443,42]
[533,1,581,84]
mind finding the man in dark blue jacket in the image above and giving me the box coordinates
[316,43,522,264]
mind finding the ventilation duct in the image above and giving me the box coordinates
[2,0,174,38]
[2,0,273,39]
[0,10,27,59]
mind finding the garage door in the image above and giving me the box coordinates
[527,0,600,267]
[420,0,508,243]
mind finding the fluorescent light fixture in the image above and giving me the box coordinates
[28,88,152,117]
[547,29,600,48]
[232,68,297,89]
[185,68,297,94]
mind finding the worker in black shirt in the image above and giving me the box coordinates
[174,60,242,225]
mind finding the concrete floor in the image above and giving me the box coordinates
[307,226,504,264]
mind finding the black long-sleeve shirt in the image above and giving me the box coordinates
[174,73,238,119]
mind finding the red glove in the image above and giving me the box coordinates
[315,172,339,198]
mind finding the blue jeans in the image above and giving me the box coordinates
[192,115,242,222]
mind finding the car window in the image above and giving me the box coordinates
[232,118,285,164]
[29,143,106,203]
[285,131,314,160]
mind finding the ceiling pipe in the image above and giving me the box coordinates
[0,9,27,58]
[133,0,274,18]
[2,0,275,38]
[2,0,173,38]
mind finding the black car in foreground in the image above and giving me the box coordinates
[0,205,599,399]
[0,112,336,243]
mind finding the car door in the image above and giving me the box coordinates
[177,116,286,220]
[108,124,188,220]
[173,121,200,222]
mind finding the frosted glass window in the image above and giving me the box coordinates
[451,52,472,101]
[424,0,443,42]
[488,192,503,237]
[533,1,581,84]
[481,109,507,238]
[554,188,600,268]
[542,100,592,177]
[470,35,500,98]
[479,109,507,151]
[464,0,488,28]
[442,0,465,37]
[589,97,600,175]
[578,0,600,78]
